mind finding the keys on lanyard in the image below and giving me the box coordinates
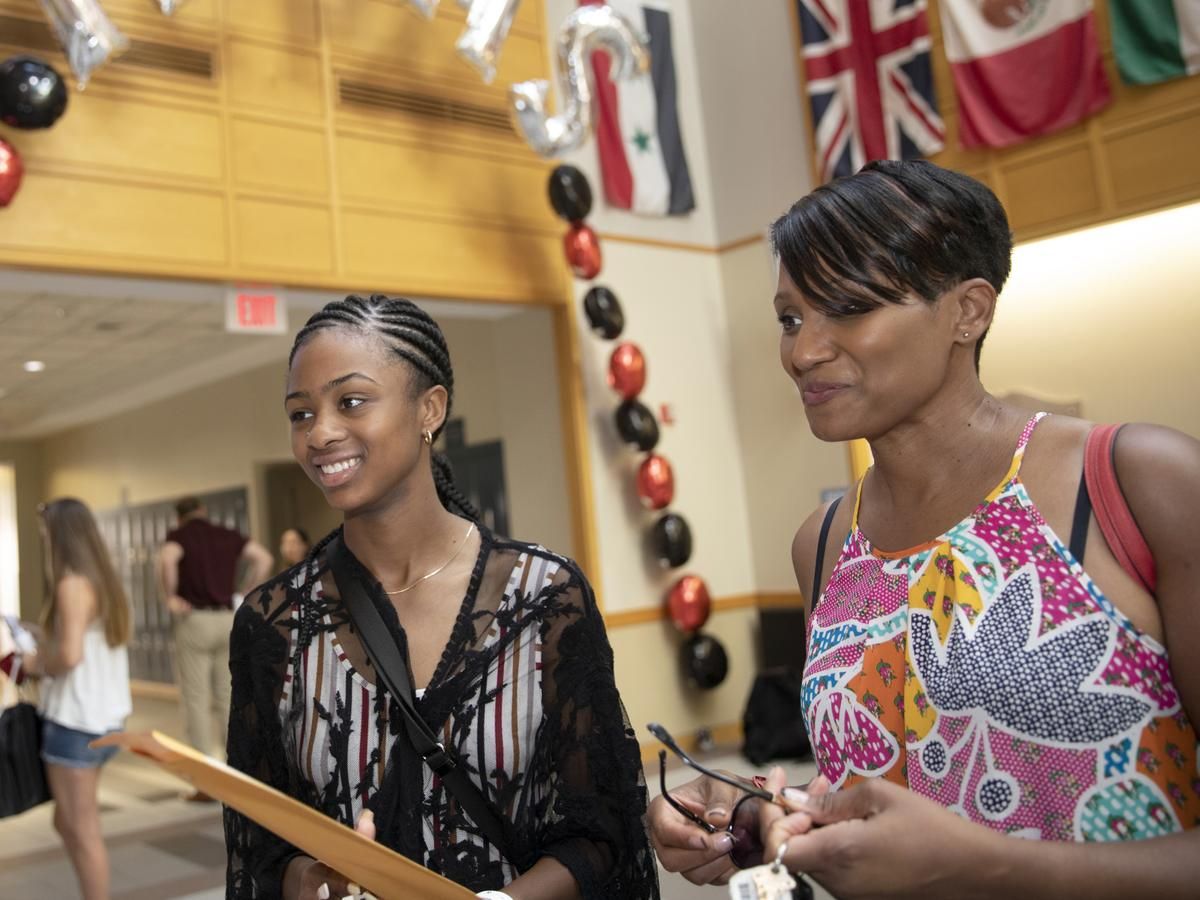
[727,841,797,900]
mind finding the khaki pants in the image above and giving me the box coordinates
[173,608,234,757]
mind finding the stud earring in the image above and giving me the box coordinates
[422,429,433,446]
[962,331,970,339]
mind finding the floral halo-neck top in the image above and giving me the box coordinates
[802,413,1200,841]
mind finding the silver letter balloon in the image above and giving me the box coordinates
[406,0,440,18]
[456,0,523,84]
[38,0,128,88]
[510,3,649,158]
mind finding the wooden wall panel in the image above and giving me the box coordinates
[222,0,319,43]
[0,0,565,301]
[2,92,223,184]
[335,132,556,227]
[1,175,226,266]
[102,0,218,28]
[234,198,334,274]
[1106,116,1200,209]
[224,39,326,118]
[1003,144,1101,234]
[341,211,562,301]
[923,0,1200,240]
[229,117,330,198]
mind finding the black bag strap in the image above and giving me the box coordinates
[327,536,515,860]
[811,496,843,609]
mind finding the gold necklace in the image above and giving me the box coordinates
[384,522,477,595]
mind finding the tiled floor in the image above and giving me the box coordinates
[0,695,829,899]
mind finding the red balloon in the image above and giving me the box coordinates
[667,575,712,632]
[563,223,601,279]
[637,453,675,510]
[0,139,24,208]
[607,342,646,399]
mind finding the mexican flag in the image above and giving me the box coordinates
[1109,0,1200,85]
[940,0,1111,149]
[583,0,695,216]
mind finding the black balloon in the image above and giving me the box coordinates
[614,399,659,451]
[681,633,728,690]
[652,513,692,567]
[0,56,68,130]
[583,286,624,339]
[548,164,592,221]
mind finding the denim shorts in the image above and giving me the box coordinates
[41,719,120,769]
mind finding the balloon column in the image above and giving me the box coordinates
[548,163,727,691]
[0,55,72,208]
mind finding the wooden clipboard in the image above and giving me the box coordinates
[93,730,474,900]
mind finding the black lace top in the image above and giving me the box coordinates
[223,527,659,899]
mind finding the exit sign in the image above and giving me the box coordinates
[226,286,288,334]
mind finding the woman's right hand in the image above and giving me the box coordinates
[283,810,376,899]
[646,771,747,886]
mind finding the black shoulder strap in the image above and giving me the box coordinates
[326,537,514,860]
[1069,467,1092,564]
[811,497,843,609]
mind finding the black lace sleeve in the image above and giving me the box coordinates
[527,563,660,899]
[224,583,305,899]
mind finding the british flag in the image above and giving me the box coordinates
[797,0,945,183]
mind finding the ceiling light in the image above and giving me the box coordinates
[22,360,45,373]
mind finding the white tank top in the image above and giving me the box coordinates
[40,620,131,734]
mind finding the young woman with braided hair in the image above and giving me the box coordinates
[224,294,658,900]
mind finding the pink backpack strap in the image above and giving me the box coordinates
[1085,424,1157,594]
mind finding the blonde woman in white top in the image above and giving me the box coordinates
[26,497,131,900]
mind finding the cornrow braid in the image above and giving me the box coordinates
[431,452,480,522]
[290,293,479,523]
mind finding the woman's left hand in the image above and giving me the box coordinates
[760,776,1002,899]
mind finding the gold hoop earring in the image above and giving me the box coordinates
[422,429,433,446]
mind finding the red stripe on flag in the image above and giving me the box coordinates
[888,72,945,141]
[822,113,849,181]
[951,13,1110,149]
[591,49,634,210]
[581,0,633,209]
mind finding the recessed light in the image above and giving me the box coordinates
[23,360,45,373]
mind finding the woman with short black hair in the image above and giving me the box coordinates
[649,160,1200,898]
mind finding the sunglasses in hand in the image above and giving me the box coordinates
[648,722,787,869]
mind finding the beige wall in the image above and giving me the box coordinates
[439,310,575,555]
[984,202,1200,436]
[541,0,818,745]
[40,358,293,543]
[718,241,851,595]
[37,310,574,562]
[0,440,45,620]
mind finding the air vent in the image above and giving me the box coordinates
[121,41,213,79]
[0,15,213,81]
[0,15,58,53]
[339,77,515,136]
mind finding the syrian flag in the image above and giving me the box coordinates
[1109,0,1200,85]
[940,0,1112,149]
[583,0,695,216]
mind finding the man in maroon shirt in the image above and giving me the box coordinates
[156,497,272,796]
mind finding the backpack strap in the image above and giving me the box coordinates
[1084,424,1157,594]
[811,496,843,610]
